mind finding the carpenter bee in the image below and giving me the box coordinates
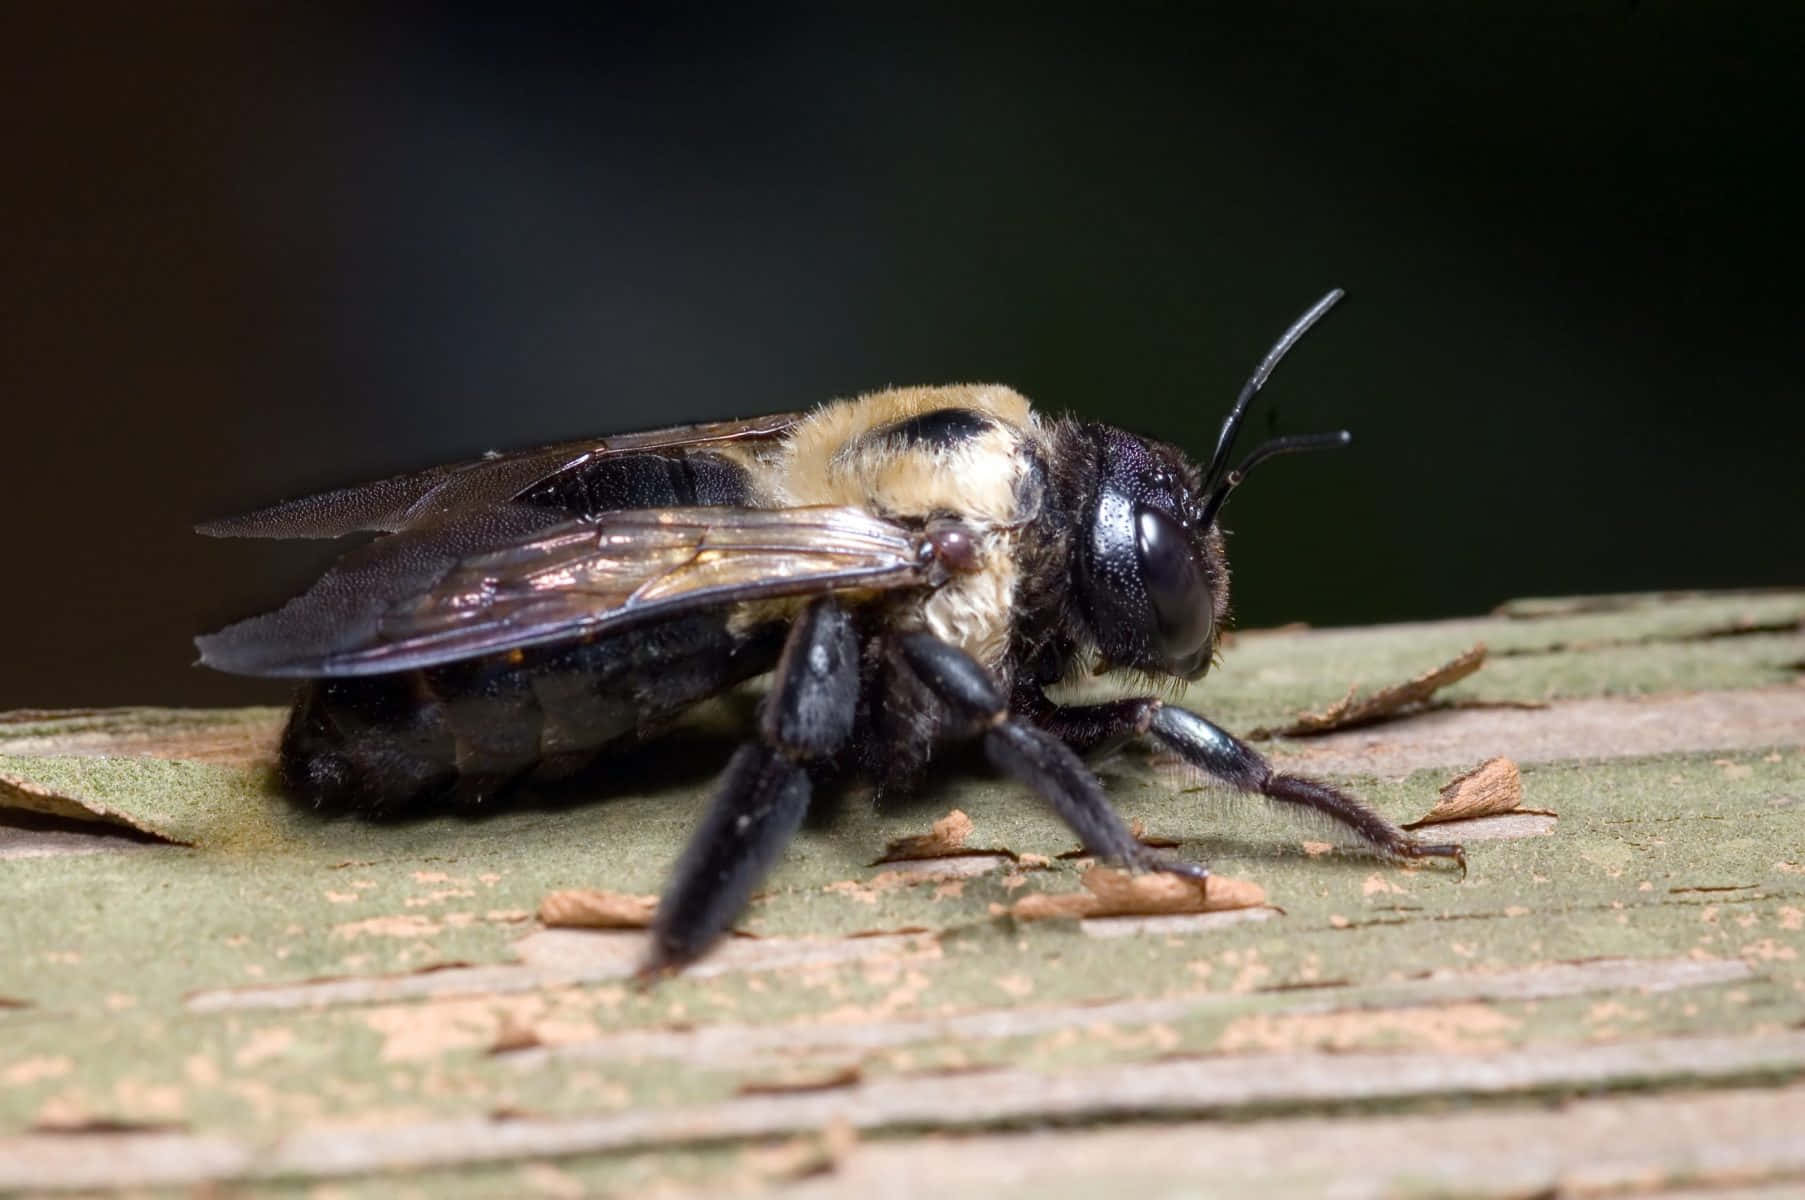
[198,290,1463,975]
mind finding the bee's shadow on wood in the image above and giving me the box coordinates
[278,692,1411,879]
[1173,835,1408,874]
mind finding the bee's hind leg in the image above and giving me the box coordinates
[641,599,860,978]
[897,634,1204,879]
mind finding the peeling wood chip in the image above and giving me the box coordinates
[740,1136,837,1184]
[1012,867,1266,921]
[847,925,933,938]
[488,1106,542,1122]
[29,1117,189,1136]
[1056,819,1181,860]
[872,809,1015,865]
[876,808,972,860]
[739,1117,857,1183]
[1247,644,1488,739]
[487,1013,544,1055]
[736,1064,862,1096]
[822,1117,858,1169]
[1406,757,1553,829]
[0,770,189,845]
[537,889,657,930]
[1127,817,1182,849]
[1258,977,1353,994]
[1410,757,1521,826]
[1082,868,1266,914]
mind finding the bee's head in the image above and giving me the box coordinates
[1075,433,1224,680]
[1072,289,1354,682]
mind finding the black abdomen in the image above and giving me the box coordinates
[281,614,785,815]
[282,444,774,814]
[518,448,754,517]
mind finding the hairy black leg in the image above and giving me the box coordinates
[1145,703,1465,872]
[643,599,860,976]
[1014,683,1463,872]
[1012,686,1161,757]
[899,634,1204,879]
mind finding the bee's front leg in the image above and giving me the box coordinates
[1017,684,1464,874]
[1146,705,1465,873]
[898,634,1205,879]
[1010,687,1161,758]
[641,599,860,978]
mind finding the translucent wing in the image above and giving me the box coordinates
[196,504,930,677]
[195,412,803,539]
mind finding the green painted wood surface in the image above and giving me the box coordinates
[1,590,1802,1196]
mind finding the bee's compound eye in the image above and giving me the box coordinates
[1135,507,1212,663]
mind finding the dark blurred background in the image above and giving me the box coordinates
[5,4,1801,709]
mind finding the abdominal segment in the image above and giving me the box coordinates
[280,443,780,814]
[518,448,761,517]
[280,614,785,815]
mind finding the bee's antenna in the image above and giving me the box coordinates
[1201,288,1346,493]
[1196,429,1350,529]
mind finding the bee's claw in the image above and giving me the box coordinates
[1125,847,1211,882]
[631,954,678,991]
[1405,840,1467,882]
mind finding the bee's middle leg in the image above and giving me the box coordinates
[898,634,1205,879]
[642,599,860,977]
